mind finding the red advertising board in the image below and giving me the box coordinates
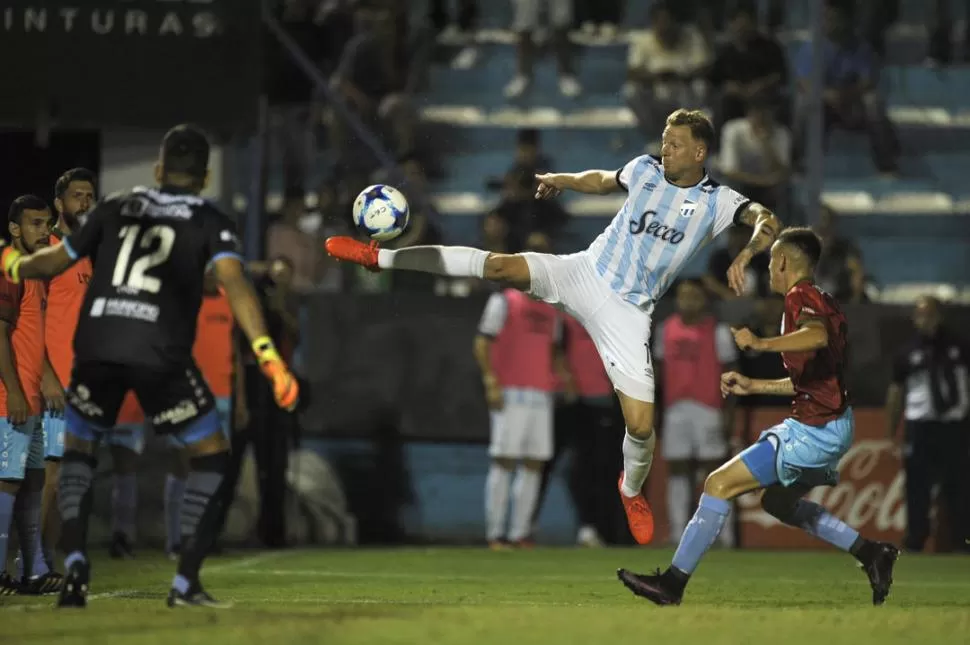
[645,407,947,551]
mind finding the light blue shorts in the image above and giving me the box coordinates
[43,410,66,460]
[0,416,45,479]
[754,407,855,488]
[105,397,232,455]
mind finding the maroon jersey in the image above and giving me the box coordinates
[781,281,849,425]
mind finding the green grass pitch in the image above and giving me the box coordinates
[3,547,969,645]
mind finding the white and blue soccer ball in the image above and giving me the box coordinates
[352,184,410,242]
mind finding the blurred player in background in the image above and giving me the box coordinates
[0,124,299,608]
[559,314,619,547]
[0,196,54,594]
[327,109,781,547]
[474,265,571,548]
[653,279,737,546]
[618,228,899,607]
[39,168,96,574]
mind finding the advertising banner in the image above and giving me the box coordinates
[0,1,262,129]
[736,408,911,548]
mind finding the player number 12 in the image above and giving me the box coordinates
[112,224,176,293]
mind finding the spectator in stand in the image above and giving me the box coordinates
[925,0,970,66]
[265,196,324,294]
[576,0,622,40]
[814,205,872,303]
[329,3,418,173]
[267,0,352,200]
[718,92,791,211]
[429,0,480,69]
[624,3,711,152]
[793,0,900,176]
[491,167,569,252]
[702,225,770,299]
[505,0,582,99]
[709,3,788,129]
[885,296,970,553]
[385,158,444,292]
[486,129,553,192]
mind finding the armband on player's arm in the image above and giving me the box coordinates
[1,244,75,283]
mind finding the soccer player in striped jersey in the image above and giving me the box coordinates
[325,108,782,547]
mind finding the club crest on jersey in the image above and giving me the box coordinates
[679,201,696,218]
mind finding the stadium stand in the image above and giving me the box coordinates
[244,0,970,302]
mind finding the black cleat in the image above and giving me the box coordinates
[57,561,90,608]
[860,542,899,606]
[167,583,232,609]
[108,532,136,560]
[17,571,64,596]
[617,568,683,606]
[0,571,20,596]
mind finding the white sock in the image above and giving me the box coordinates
[485,463,512,541]
[508,466,542,542]
[667,473,691,543]
[377,246,488,277]
[620,431,655,498]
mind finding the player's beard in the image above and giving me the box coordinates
[26,238,48,254]
[63,211,84,230]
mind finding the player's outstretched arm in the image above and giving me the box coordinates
[732,321,828,354]
[0,244,75,283]
[213,257,299,411]
[726,203,782,295]
[535,170,621,198]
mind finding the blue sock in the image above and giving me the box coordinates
[15,476,49,578]
[64,550,86,570]
[0,491,14,569]
[671,493,731,576]
[172,573,191,594]
[790,500,860,551]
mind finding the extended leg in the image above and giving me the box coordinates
[615,391,656,545]
[617,447,765,605]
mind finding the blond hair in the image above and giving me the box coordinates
[666,109,715,149]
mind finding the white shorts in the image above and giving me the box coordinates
[522,251,654,402]
[489,388,554,461]
[661,400,727,462]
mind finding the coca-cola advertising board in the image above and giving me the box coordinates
[736,408,915,549]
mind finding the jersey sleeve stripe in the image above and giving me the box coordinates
[62,238,79,261]
[731,199,752,226]
[208,251,244,266]
[615,168,628,191]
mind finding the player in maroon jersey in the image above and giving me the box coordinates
[617,227,899,607]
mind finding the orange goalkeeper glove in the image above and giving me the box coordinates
[0,246,23,284]
[252,336,299,411]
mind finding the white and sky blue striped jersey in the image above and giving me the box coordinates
[587,155,751,309]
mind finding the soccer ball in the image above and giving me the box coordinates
[352,184,410,242]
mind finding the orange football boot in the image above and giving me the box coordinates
[618,473,655,545]
[325,236,380,271]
